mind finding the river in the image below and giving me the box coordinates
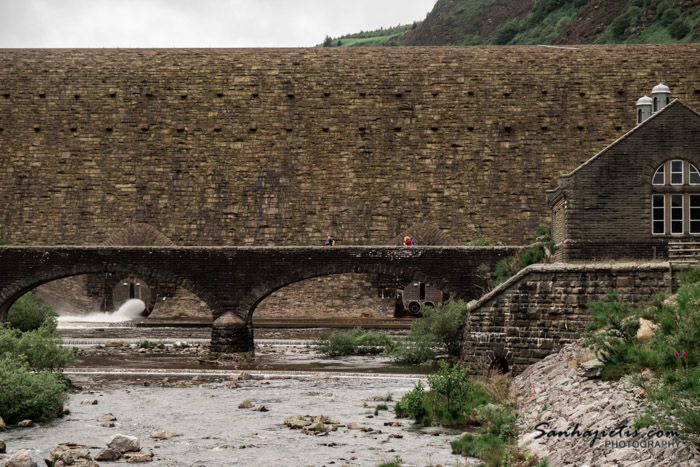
[0,315,480,466]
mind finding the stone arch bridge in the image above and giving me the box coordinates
[0,245,517,351]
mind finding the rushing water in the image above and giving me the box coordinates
[0,316,479,466]
[56,299,146,323]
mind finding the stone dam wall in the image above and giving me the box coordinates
[2,46,700,247]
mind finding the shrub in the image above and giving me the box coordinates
[0,354,70,423]
[669,17,690,39]
[427,363,474,418]
[7,292,57,332]
[316,328,396,357]
[491,19,523,45]
[0,322,73,372]
[660,8,681,26]
[451,433,504,459]
[391,298,467,363]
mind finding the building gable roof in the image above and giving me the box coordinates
[547,100,700,205]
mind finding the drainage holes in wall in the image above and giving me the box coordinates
[251,93,259,98]
[213,128,221,133]
[359,92,366,97]
[70,127,78,133]
[541,90,548,95]
[180,94,187,100]
[109,93,116,98]
[33,126,41,132]
[358,127,366,133]
[141,127,149,132]
[541,126,548,131]
[249,127,257,132]
[0,128,3,132]
[395,93,402,98]
[285,128,293,133]
[74,94,80,100]
[618,90,625,95]
[287,93,295,99]
[503,92,510,97]
[431,127,438,132]
[145,93,154,98]
[176,128,185,133]
[322,127,329,133]
[2,93,9,98]
[431,91,438,97]
[323,92,330,97]
[579,92,586,97]
[38,93,46,98]
[394,127,401,132]
[105,128,113,133]
[577,125,585,131]
[504,125,512,132]
[467,126,474,132]
[695,90,700,94]
[467,91,474,96]
[615,126,622,131]
[216,93,224,98]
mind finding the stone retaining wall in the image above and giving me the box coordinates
[461,262,674,374]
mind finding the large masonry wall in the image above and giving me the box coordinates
[461,263,673,374]
[2,46,700,246]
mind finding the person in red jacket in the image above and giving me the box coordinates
[403,236,412,246]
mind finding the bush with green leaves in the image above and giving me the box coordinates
[0,322,74,372]
[0,354,70,423]
[583,266,700,447]
[7,292,57,332]
[395,363,489,426]
[315,328,396,357]
[391,298,467,364]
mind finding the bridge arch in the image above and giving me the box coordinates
[0,262,222,322]
[241,261,466,323]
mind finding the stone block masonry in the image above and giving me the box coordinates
[2,46,700,247]
[0,245,517,351]
[461,262,674,374]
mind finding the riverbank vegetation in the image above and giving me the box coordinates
[0,292,73,424]
[393,363,547,466]
[315,298,467,363]
[583,265,700,447]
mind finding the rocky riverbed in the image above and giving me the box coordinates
[515,343,699,466]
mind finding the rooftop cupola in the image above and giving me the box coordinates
[651,83,671,113]
[636,95,653,124]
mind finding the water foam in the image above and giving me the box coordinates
[57,299,146,324]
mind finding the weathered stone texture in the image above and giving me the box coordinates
[548,101,700,261]
[2,46,700,246]
[0,245,517,349]
[462,263,672,374]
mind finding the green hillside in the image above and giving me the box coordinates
[320,0,700,47]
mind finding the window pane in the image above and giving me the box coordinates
[691,164,700,185]
[653,165,665,185]
[671,194,683,233]
[652,194,665,234]
[691,195,700,234]
[671,160,683,185]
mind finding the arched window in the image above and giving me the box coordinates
[651,160,700,235]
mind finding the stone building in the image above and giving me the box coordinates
[548,85,700,261]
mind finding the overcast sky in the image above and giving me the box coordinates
[0,0,436,48]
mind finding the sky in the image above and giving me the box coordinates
[0,0,436,48]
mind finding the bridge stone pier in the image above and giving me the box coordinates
[0,245,517,353]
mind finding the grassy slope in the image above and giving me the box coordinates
[320,0,700,47]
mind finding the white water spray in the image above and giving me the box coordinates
[57,299,146,324]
